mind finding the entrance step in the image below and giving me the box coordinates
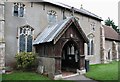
[62,73,79,79]
[62,71,79,79]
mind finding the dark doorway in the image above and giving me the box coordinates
[61,41,80,72]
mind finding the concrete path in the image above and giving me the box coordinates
[63,74,98,82]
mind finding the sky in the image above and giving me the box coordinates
[53,0,119,26]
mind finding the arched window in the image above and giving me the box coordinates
[47,10,57,24]
[87,34,94,55]
[67,44,75,55]
[13,3,19,16]
[18,25,34,52]
[67,45,71,55]
[19,4,25,17]
[71,44,75,55]
[88,39,94,55]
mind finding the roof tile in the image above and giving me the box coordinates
[102,25,120,41]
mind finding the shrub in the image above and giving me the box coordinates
[15,52,37,71]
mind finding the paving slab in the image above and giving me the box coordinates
[63,74,98,82]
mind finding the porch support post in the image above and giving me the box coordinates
[55,57,61,75]
[77,55,86,74]
[54,57,62,80]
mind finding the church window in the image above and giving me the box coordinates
[13,3,25,17]
[18,25,34,52]
[67,44,75,55]
[13,3,19,16]
[87,34,94,55]
[88,39,94,55]
[47,10,57,24]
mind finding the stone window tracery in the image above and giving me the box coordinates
[18,25,34,52]
[47,10,57,24]
[13,3,25,17]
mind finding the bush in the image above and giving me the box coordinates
[15,52,37,71]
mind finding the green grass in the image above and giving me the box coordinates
[85,61,119,82]
[2,71,50,80]
[0,74,2,82]
[2,71,73,82]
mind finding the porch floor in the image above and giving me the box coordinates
[62,71,76,77]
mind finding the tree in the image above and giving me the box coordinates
[104,17,119,33]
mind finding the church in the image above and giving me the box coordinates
[0,0,119,78]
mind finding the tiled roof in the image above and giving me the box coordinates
[33,17,88,45]
[102,25,120,41]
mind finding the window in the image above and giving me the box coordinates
[88,39,94,55]
[13,3,19,16]
[87,34,94,55]
[19,4,25,17]
[47,10,57,24]
[18,25,34,52]
[67,44,75,55]
[13,3,25,17]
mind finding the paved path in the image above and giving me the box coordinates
[63,74,98,82]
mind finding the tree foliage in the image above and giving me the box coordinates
[104,17,119,33]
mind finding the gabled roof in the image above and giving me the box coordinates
[102,25,120,42]
[43,0,102,21]
[41,0,102,21]
[6,0,102,20]
[33,17,88,45]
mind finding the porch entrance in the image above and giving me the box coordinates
[61,41,80,73]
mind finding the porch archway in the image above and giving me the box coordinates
[61,40,80,72]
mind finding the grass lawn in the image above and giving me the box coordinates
[2,71,73,82]
[2,71,50,80]
[85,61,119,82]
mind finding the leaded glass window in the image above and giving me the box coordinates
[19,4,25,17]
[18,25,34,52]
[88,39,94,55]
[27,35,32,52]
[19,34,25,52]
[47,10,57,24]
[13,3,25,17]
[87,34,94,55]
[14,3,19,16]
[67,44,75,55]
